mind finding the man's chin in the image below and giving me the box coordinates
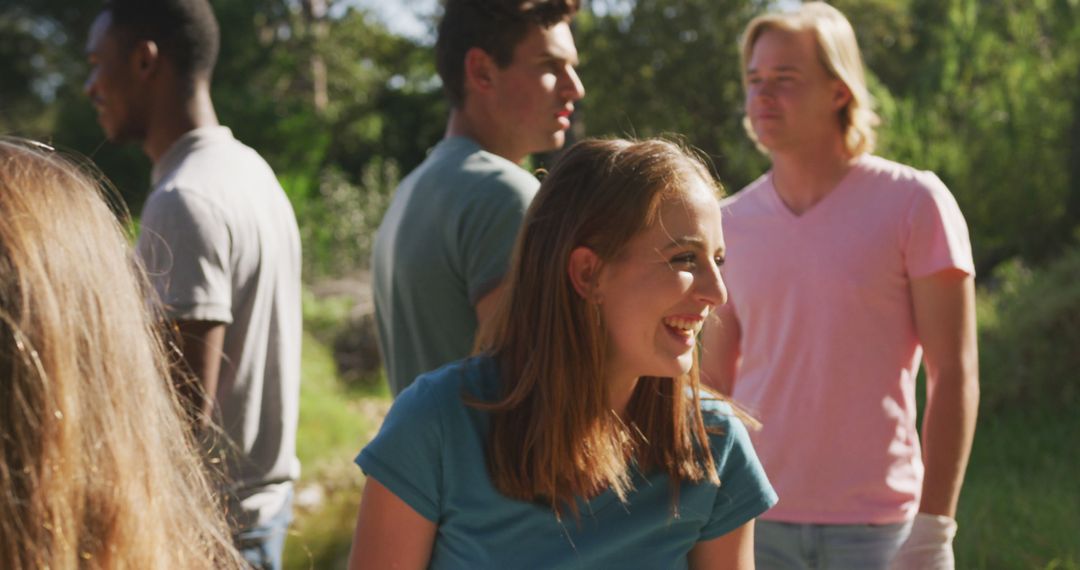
[98,123,123,144]
[531,131,567,155]
[103,126,142,146]
[551,130,568,150]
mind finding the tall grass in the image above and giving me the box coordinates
[284,324,388,569]
[956,408,1079,568]
[952,248,1080,568]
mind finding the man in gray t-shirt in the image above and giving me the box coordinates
[137,125,301,537]
[372,0,586,395]
[85,2,300,567]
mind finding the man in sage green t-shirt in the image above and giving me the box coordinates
[371,0,585,395]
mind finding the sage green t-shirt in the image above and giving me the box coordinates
[371,137,539,395]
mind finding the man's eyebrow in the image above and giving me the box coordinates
[748,64,801,74]
[537,51,579,66]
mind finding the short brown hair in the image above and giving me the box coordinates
[436,0,578,108]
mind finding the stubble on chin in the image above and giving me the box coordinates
[105,119,147,145]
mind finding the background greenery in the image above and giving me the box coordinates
[3,0,1078,567]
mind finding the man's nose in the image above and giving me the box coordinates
[562,65,585,102]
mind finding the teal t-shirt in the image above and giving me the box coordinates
[371,137,539,396]
[355,357,778,569]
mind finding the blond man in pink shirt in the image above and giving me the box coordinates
[702,3,979,569]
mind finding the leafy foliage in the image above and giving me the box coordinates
[292,159,398,278]
[576,0,771,190]
[856,0,1080,270]
[978,246,1080,413]
[0,0,442,247]
[8,0,1080,275]
[579,0,1080,273]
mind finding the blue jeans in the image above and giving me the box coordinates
[235,490,293,570]
[756,520,913,570]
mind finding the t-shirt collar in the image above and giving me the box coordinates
[152,125,234,185]
[434,135,482,158]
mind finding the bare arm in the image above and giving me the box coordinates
[348,477,437,570]
[688,520,755,569]
[700,304,742,396]
[911,269,979,517]
[174,320,226,430]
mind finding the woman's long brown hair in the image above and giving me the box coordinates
[474,138,725,517]
[0,139,243,568]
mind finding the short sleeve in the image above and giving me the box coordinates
[457,172,538,305]
[355,378,444,522]
[699,412,778,541]
[903,174,975,279]
[137,189,233,323]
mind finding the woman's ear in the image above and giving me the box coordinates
[567,246,602,301]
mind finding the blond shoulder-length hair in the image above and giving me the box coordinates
[0,139,243,569]
[741,1,880,156]
[474,138,724,516]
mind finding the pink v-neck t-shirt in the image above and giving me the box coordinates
[718,154,974,524]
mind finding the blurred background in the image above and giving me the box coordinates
[2,0,1077,567]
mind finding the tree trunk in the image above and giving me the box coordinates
[303,0,329,113]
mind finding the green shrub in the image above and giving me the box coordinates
[302,288,387,394]
[301,289,355,345]
[977,246,1080,412]
[285,158,399,279]
[332,312,385,393]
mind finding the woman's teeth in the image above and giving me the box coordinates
[663,317,702,334]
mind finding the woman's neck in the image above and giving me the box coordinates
[609,375,640,418]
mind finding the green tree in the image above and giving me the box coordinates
[576,0,771,190]
[1,0,444,275]
[835,0,1080,271]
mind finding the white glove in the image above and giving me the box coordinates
[890,513,958,570]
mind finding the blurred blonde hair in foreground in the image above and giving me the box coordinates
[0,138,243,568]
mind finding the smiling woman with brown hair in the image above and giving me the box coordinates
[349,138,777,569]
[0,138,243,569]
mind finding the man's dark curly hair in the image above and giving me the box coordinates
[104,0,220,85]
[436,0,578,108]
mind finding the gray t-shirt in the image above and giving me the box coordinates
[137,126,302,530]
[372,136,539,395]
